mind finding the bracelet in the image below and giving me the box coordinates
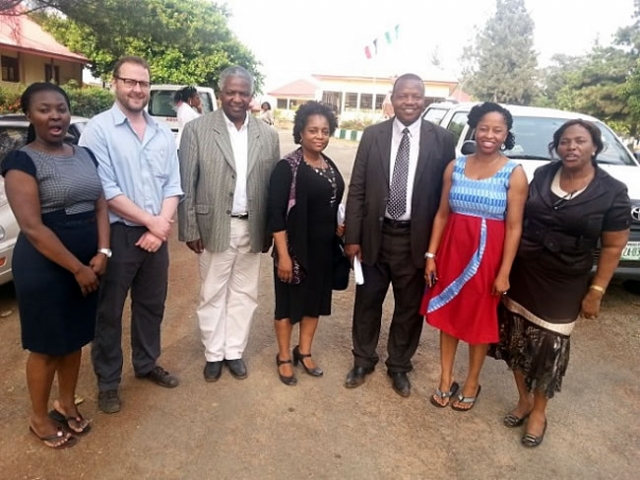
[424,252,436,259]
[589,284,606,295]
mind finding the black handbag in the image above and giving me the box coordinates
[332,237,350,290]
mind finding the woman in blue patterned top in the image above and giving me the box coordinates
[1,83,110,449]
[421,103,528,411]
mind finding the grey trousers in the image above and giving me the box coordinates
[92,223,169,392]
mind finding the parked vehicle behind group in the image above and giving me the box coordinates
[422,102,640,280]
[147,85,217,141]
[0,114,89,285]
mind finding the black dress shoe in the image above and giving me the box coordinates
[293,346,323,377]
[345,365,374,388]
[139,365,179,388]
[203,361,223,382]
[388,371,411,397]
[226,359,248,379]
[276,355,297,386]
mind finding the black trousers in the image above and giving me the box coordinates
[352,222,425,373]
[92,223,169,392]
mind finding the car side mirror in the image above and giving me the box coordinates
[461,140,476,155]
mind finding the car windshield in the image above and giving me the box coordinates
[0,126,28,163]
[505,116,637,166]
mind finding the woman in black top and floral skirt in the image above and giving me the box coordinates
[268,101,345,385]
[490,120,630,447]
[2,83,110,449]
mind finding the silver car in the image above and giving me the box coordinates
[0,114,89,285]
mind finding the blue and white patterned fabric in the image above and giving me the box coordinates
[427,156,517,314]
[449,156,518,220]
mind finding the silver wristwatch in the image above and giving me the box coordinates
[98,248,113,258]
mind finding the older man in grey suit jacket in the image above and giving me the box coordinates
[344,74,455,397]
[178,66,280,382]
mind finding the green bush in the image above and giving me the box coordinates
[339,118,376,131]
[0,83,114,117]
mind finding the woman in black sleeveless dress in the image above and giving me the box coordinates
[2,84,110,448]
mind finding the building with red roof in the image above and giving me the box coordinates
[0,9,87,86]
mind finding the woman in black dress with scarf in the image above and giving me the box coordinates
[268,101,345,385]
[2,83,110,448]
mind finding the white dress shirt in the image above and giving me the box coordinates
[223,112,249,215]
[386,117,421,221]
[176,102,200,149]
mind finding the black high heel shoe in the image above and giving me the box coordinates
[276,355,297,386]
[293,346,324,377]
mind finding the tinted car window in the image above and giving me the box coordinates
[149,90,215,118]
[423,107,449,124]
[446,112,468,146]
[0,126,27,163]
[149,91,177,117]
[505,116,636,165]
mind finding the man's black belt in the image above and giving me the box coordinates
[231,213,249,219]
[383,218,410,228]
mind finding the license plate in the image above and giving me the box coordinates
[621,241,640,261]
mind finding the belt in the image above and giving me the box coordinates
[231,213,249,219]
[383,218,411,228]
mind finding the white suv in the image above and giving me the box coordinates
[422,102,640,280]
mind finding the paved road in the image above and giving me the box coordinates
[0,130,639,479]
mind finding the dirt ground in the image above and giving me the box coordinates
[0,131,639,480]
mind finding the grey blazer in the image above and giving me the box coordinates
[178,109,280,253]
[345,118,455,268]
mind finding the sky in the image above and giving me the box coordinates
[222,0,636,93]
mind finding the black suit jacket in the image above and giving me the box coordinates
[345,118,455,268]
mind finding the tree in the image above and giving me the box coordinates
[20,0,263,92]
[462,0,538,105]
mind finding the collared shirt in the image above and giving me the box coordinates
[386,117,421,220]
[79,103,183,225]
[223,112,249,215]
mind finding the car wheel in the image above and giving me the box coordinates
[622,280,640,295]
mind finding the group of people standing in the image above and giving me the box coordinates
[2,57,630,452]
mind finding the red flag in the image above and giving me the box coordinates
[364,45,372,59]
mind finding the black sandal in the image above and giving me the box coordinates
[48,409,92,435]
[504,411,530,428]
[430,382,459,408]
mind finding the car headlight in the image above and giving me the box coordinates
[0,225,5,241]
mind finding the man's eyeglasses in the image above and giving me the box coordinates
[114,76,151,89]
[552,190,577,210]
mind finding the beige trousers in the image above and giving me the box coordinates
[197,219,261,362]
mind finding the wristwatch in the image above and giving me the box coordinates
[98,248,113,258]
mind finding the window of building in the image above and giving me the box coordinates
[45,64,60,84]
[375,94,386,110]
[360,93,373,112]
[1,56,19,82]
[277,98,288,110]
[344,92,358,111]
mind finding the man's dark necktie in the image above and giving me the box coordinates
[387,127,410,219]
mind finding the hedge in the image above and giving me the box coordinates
[0,82,114,118]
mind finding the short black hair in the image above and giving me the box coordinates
[21,83,71,144]
[549,119,604,162]
[468,102,516,150]
[261,101,271,110]
[174,86,198,103]
[292,101,338,144]
[392,73,425,95]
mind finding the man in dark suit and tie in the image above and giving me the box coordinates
[344,73,455,397]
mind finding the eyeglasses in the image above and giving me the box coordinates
[114,76,151,89]
[552,190,577,210]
